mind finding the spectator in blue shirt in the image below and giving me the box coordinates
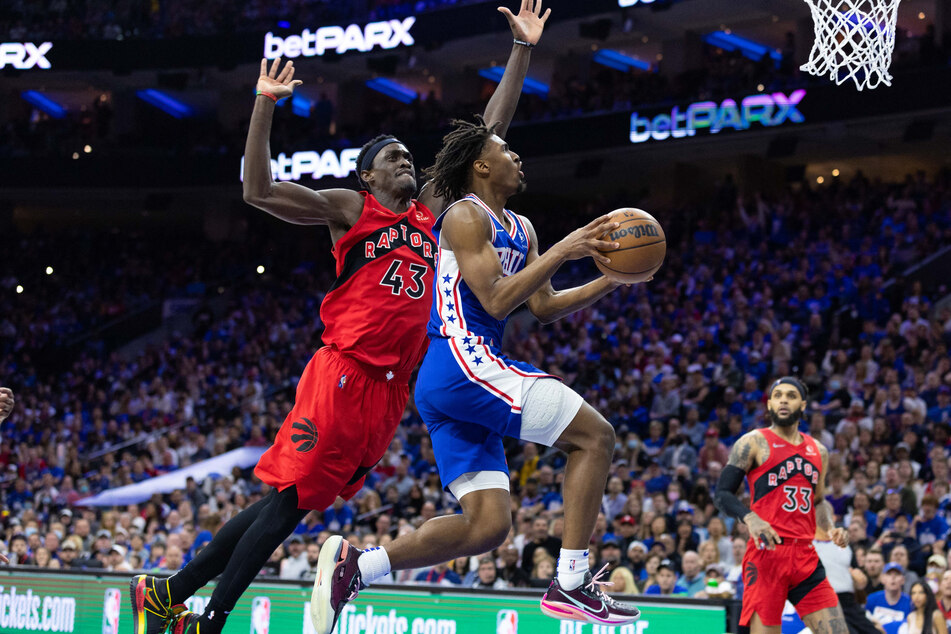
[865,563,913,634]
[414,561,462,586]
[644,559,688,596]
[915,495,949,556]
[677,551,707,597]
[927,387,951,424]
[322,497,354,533]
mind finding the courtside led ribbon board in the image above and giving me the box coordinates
[630,90,806,143]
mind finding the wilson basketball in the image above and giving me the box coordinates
[596,208,666,284]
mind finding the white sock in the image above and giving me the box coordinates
[357,546,391,585]
[556,548,589,590]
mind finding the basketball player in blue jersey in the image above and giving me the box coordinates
[311,116,642,631]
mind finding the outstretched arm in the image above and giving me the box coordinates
[714,431,783,549]
[442,204,616,321]
[521,216,630,324]
[484,0,551,138]
[420,0,550,214]
[243,58,363,228]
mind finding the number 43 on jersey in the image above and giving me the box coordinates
[380,259,427,299]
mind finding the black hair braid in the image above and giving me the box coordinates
[422,115,499,203]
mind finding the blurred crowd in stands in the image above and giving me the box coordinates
[1,168,951,630]
[0,0,484,41]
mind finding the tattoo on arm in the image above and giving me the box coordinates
[727,434,755,471]
[817,500,834,532]
[829,606,847,634]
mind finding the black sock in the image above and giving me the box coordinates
[198,601,230,634]
[165,493,273,604]
[206,486,307,612]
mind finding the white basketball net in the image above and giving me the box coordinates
[800,0,901,90]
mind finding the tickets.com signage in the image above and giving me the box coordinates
[1,569,727,633]
[0,42,52,69]
[264,17,415,59]
[239,149,361,182]
[629,89,806,143]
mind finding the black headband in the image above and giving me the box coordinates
[360,136,400,174]
[770,376,808,400]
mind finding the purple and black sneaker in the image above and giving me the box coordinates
[310,536,366,634]
[540,564,641,625]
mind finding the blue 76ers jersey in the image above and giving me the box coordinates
[427,194,530,344]
[415,193,559,489]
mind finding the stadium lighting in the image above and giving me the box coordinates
[478,67,549,97]
[15,285,23,294]
[703,31,782,65]
[257,265,265,274]
[365,77,418,104]
[136,89,195,119]
[593,49,652,72]
[46,267,53,275]
[291,94,313,117]
[21,91,67,119]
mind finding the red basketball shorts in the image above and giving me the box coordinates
[740,538,838,627]
[254,346,409,510]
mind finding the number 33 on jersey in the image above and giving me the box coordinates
[319,192,437,373]
[747,428,823,539]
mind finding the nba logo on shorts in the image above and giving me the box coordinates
[251,596,271,634]
[496,610,518,634]
[102,588,121,634]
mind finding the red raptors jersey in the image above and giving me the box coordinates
[747,428,823,540]
[320,192,437,374]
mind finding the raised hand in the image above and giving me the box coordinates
[498,0,551,46]
[257,58,303,101]
[555,215,619,264]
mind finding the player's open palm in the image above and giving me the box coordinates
[556,215,619,264]
[257,58,303,100]
[499,0,551,46]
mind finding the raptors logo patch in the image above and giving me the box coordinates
[745,561,758,587]
[290,417,319,452]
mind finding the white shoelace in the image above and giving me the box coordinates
[585,564,615,595]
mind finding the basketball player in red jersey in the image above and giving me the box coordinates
[128,4,551,634]
[714,377,850,634]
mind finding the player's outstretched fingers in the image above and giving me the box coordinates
[269,57,282,77]
[277,60,294,83]
[260,58,268,77]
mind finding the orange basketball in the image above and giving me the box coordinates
[596,208,666,284]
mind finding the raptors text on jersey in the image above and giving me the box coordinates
[746,428,824,540]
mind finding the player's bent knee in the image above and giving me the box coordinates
[454,473,511,548]
[556,402,614,454]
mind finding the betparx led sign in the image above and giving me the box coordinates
[630,90,806,143]
[264,18,415,59]
[240,149,361,182]
[0,42,52,69]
